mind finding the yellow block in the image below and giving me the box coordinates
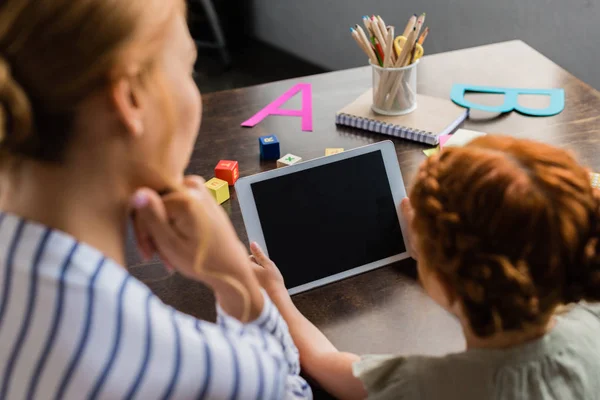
[325,148,344,156]
[205,178,230,204]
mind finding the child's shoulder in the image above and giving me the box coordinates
[560,302,600,331]
[353,303,600,400]
[573,301,600,319]
[353,352,493,400]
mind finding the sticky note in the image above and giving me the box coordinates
[439,135,451,148]
[423,147,440,157]
[591,172,600,189]
[442,129,487,148]
[325,148,344,156]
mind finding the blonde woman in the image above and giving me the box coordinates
[0,1,310,399]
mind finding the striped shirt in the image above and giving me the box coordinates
[0,212,312,399]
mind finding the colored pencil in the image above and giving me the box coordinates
[403,14,417,37]
[351,12,432,112]
[418,26,430,45]
[414,13,426,40]
[395,27,416,67]
[402,13,423,67]
[377,15,388,43]
[353,26,379,65]
[373,38,385,63]
[383,26,395,68]
[362,15,373,38]
[370,15,387,48]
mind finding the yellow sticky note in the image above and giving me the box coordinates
[423,146,440,157]
[591,172,600,189]
[443,129,487,148]
[205,178,230,204]
[325,148,344,156]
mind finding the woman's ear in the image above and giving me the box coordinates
[111,76,144,137]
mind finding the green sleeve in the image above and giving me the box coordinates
[353,355,421,400]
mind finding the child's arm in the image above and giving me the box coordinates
[273,292,367,400]
[250,243,368,400]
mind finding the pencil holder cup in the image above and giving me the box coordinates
[371,60,418,115]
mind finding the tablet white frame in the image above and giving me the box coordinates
[235,140,411,295]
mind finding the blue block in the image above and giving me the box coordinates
[259,135,281,160]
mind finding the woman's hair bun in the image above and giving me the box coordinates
[0,56,32,146]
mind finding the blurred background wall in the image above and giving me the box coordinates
[191,0,600,91]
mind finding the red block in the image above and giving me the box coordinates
[214,160,239,186]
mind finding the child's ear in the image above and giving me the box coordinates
[424,267,458,311]
[111,75,144,138]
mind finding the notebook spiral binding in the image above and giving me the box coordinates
[335,113,438,145]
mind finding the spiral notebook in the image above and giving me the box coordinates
[336,90,469,145]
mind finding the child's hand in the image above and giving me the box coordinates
[249,242,290,302]
[401,197,420,261]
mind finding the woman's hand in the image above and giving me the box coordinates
[131,176,263,320]
[249,242,291,304]
[131,176,247,281]
[401,197,420,261]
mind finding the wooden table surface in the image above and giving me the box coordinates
[127,39,600,375]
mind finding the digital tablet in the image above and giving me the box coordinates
[235,141,410,295]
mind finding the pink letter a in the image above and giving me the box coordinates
[241,83,313,131]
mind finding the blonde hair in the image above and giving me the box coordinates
[411,136,600,337]
[0,1,253,321]
[0,0,183,162]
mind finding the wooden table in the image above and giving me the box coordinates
[127,39,600,391]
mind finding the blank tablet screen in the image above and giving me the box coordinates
[251,150,405,289]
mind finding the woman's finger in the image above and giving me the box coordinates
[182,175,206,190]
[132,213,155,261]
[131,188,183,262]
[182,176,210,200]
[161,193,206,239]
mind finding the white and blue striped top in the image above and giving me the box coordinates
[0,212,312,399]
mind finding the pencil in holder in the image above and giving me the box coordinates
[371,60,418,115]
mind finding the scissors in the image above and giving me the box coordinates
[394,36,424,63]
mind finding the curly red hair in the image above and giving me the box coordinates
[410,136,600,337]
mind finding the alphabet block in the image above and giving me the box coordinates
[259,135,280,160]
[277,154,303,168]
[215,160,239,186]
[205,178,230,204]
